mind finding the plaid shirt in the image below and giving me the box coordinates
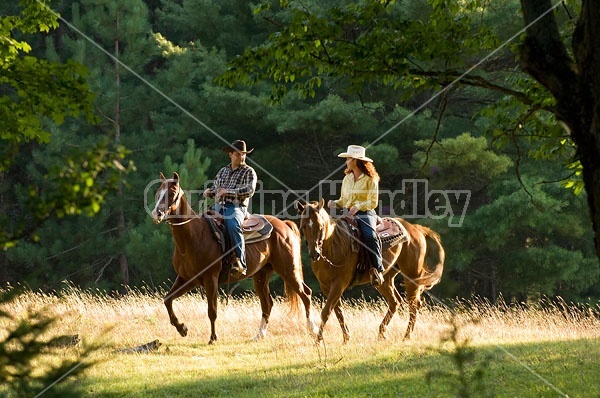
[207,163,257,206]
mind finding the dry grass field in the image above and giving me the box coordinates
[2,286,599,397]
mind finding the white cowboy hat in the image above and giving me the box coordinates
[337,145,373,162]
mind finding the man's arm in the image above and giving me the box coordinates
[203,168,223,198]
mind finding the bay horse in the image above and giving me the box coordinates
[296,199,445,343]
[151,172,317,344]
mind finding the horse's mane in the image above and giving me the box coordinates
[321,209,354,254]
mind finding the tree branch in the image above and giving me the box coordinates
[519,0,577,102]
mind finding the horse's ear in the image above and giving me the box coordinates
[160,172,166,180]
[172,172,179,183]
[295,200,305,213]
[318,198,325,210]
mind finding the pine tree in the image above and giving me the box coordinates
[0,289,98,397]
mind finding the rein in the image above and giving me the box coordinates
[313,215,346,269]
[167,218,194,226]
[320,251,344,268]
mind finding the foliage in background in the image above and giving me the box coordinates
[0,0,130,250]
[0,0,597,304]
[412,133,512,190]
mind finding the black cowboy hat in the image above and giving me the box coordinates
[222,139,254,154]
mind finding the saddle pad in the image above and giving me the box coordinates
[342,215,409,250]
[204,213,273,245]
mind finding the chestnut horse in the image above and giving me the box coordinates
[296,199,445,343]
[152,172,317,344]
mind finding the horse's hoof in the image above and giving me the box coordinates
[207,333,218,345]
[177,324,188,337]
[307,319,319,337]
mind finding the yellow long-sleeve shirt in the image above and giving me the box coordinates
[334,173,378,211]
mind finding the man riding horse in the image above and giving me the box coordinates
[203,139,257,277]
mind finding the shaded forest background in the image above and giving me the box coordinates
[1,0,598,304]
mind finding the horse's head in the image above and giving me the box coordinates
[296,199,328,262]
[152,172,184,224]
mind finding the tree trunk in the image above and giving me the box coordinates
[520,0,600,261]
[574,1,600,262]
[114,15,129,287]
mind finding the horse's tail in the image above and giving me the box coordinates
[283,280,301,317]
[415,225,445,290]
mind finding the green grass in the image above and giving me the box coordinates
[78,339,598,397]
[1,288,599,397]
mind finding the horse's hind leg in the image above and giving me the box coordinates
[404,282,424,340]
[333,303,350,344]
[282,274,318,336]
[204,278,220,345]
[300,282,318,336]
[376,280,401,340]
[252,268,274,340]
[164,275,194,337]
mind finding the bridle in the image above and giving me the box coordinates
[154,184,193,226]
[166,186,194,226]
[300,207,343,268]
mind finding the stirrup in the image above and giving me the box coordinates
[231,259,247,277]
[370,269,384,286]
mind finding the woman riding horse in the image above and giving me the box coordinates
[327,145,385,286]
[296,198,445,343]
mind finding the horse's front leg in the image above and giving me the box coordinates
[164,276,194,337]
[316,286,344,344]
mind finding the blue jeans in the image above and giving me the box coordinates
[216,202,248,268]
[355,210,383,272]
